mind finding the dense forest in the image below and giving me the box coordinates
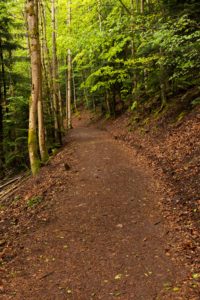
[0,0,200,177]
[1,1,200,298]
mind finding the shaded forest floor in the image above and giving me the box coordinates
[0,110,200,299]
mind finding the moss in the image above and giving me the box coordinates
[176,111,186,122]
[32,159,40,175]
[74,110,81,117]
[28,128,37,147]
[41,152,49,163]
[28,128,40,175]
[52,148,59,155]
[27,195,43,208]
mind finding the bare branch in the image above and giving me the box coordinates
[117,0,132,15]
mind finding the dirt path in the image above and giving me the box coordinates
[2,125,185,299]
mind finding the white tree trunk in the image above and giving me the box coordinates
[27,0,41,175]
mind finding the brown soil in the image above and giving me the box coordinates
[0,113,199,299]
[96,107,200,299]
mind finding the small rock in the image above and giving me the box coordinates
[0,239,6,247]
[64,163,71,171]
[116,224,123,228]
[0,285,5,293]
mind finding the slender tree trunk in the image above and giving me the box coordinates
[0,96,3,178]
[38,99,48,162]
[41,0,53,95]
[97,0,102,32]
[0,38,4,178]
[72,65,77,111]
[140,0,147,92]
[81,71,89,108]
[37,1,48,163]
[67,49,72,128]
[135,0,139,13]
[66,0,72,129]
[0,43,6,108]
[40,0,55,139]
[26,0,41,175]
[39,0,55,141]
[52,0,59,139]
[141,0,144,13]
[7,50,16,149]
[52,0,62,144]
[130,0,137,91]
[159,48,167,107]
[130,0,134,57]
[105,91,111,116]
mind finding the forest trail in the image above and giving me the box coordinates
[3,122,185,300]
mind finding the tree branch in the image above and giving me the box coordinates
[117,0,132,15]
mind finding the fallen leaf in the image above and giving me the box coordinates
[114,274,123,280]
[172,287,180,292]
[192,273,200,280]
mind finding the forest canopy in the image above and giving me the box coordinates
[0,0,199,177]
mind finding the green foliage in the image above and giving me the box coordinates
[3,96,29,169]
[1,0,200,177]
[0,0,30,176]
[130,101,138,111]
[27,195,43,208]
[192,97,200,106]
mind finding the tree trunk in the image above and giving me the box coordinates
[37,1,48,163]
[52,0,62,144]
[26,0,41,175]
[159,48,167,107]
[135,0,139,13]
[97,0,102,32]
[67,49,72,128]
[0,97,4,178]
[140,0,147,92]
[66,0,72,129]
[72,64,77,111]
[38,95,48,163]
[0,39,4,178]
[130,0,137,91]
[141,0,144,13]
[0,38,7,113]
[40,0,55,141]
[27,0,48,173]
[105,91,111,116]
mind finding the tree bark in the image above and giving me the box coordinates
[52,0,62,144]
[0,39,4,178]
[37,1,48,163]
[27,0,48,172]
[159,48,167,107]
[97,0,102,32]
[26,0,41,175]
[40,0,55,140]
[141,0,144,13]
[72,64,77,111]
[0,39,6,108]
[66,0,72,129]
[67,49,72,128]
[38,94,48,163]
[130,0,137,91]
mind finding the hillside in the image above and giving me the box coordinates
[1,109,199,299]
